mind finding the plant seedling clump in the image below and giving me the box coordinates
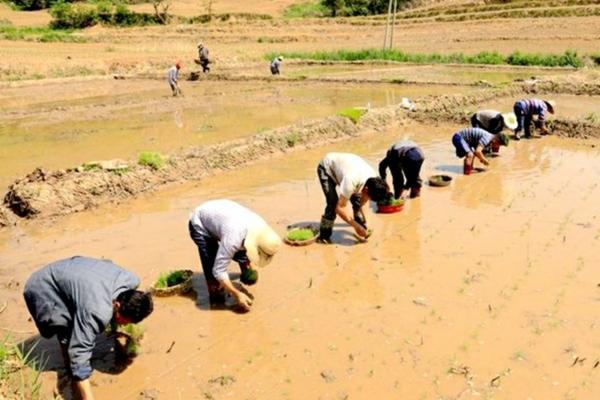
[287,228,316,242]
[339,107,366,124]
[378,197,404,206]
[155,270,187,289]
[240,268,259,285]
[138,151,165,170]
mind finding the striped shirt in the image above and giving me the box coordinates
[517,99,548,121]
[457,128,493,149]
[189,200,266,281]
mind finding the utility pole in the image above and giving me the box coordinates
[382,0,398,51]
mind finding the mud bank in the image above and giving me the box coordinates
[2,82,598,227]
[1,112,399,226]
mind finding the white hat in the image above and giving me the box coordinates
[245,224,282,268]
[544,100,556,114]
[502,112,518,130]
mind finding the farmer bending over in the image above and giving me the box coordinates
[452,128,509,175]
[471,110,518,135]
[167,61,182,96]
[318,152,390,243]
[513,98,555,140]
[23,256,153,400]
[379,140,425,199]
[188,199,282,311]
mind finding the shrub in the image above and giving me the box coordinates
[138,151,165,170]
[50,1,98,29]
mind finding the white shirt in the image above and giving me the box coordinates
[321,153,377,199]
[189,200,266,281]
[167,66,178,85]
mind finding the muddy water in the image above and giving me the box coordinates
[1,121,598,399]
[0,79,473,190]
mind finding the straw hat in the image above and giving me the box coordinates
[245,224,282,268]
[544,100,556,114]
[502,112,518,130]
[278,55,284,61]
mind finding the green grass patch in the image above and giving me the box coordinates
[138,151,165,170]
[339,107,367,124]
[283,0,327,18]
[267,49,584,68]
[285,132,300,147]
[286,228,316,242]
[155,270,187,289]
[0,337,44,398]
[0,25,85,42]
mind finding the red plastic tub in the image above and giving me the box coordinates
[377,204,404,214]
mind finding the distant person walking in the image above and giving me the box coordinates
[270,55,283,75]
[471,110,518,135]
[23,256,153,400]
[379,140,425,199]
[513,98,555,140]
[188,199,282,311]
[196,43,210,73]
[167,61,182,97]
[317,152,390,243]
[452,127,509,175]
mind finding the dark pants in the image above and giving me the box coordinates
[188,221,248,291]
[200,59,210,73]
[23,291,70,344]
[452,133,471,158]
[514,102,532,137]
[270,65,280,75]
[391,148,424,198]
[317,164,365,240]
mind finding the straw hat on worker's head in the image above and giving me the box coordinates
[245,224,282,268]
[502,112,518,130]
[544,100,556,114]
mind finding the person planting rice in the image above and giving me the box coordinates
[23,256,153,400]
[188,199,282,311]
[167,61,182,96]
[452,128,510,175]
[471,110,518,135]
[317,152,390,243]
[378,140,425,199]
[270,55,283,75]
[513,98,556,140]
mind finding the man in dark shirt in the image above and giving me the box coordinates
[23,256,153,400]
[379,140,425,199]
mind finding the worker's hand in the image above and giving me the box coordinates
[234,292,253,311]
[353,223,367,238]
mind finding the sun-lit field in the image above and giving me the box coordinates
[1,1,599,399]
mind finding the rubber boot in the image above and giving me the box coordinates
[514,132,521,141]
[409,186,421,198]
[463,163,473,175]
[318,216,334,244]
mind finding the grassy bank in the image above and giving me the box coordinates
[0,23,85,42]
[267,49,591,68]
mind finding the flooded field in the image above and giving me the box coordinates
[0,79,477,190]
[1,121,598,399]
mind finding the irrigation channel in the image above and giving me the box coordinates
[1,116,599,398]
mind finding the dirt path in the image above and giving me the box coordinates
[1,123,598,399]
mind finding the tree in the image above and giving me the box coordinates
[321,0,345,17]
[152,0,171,24]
